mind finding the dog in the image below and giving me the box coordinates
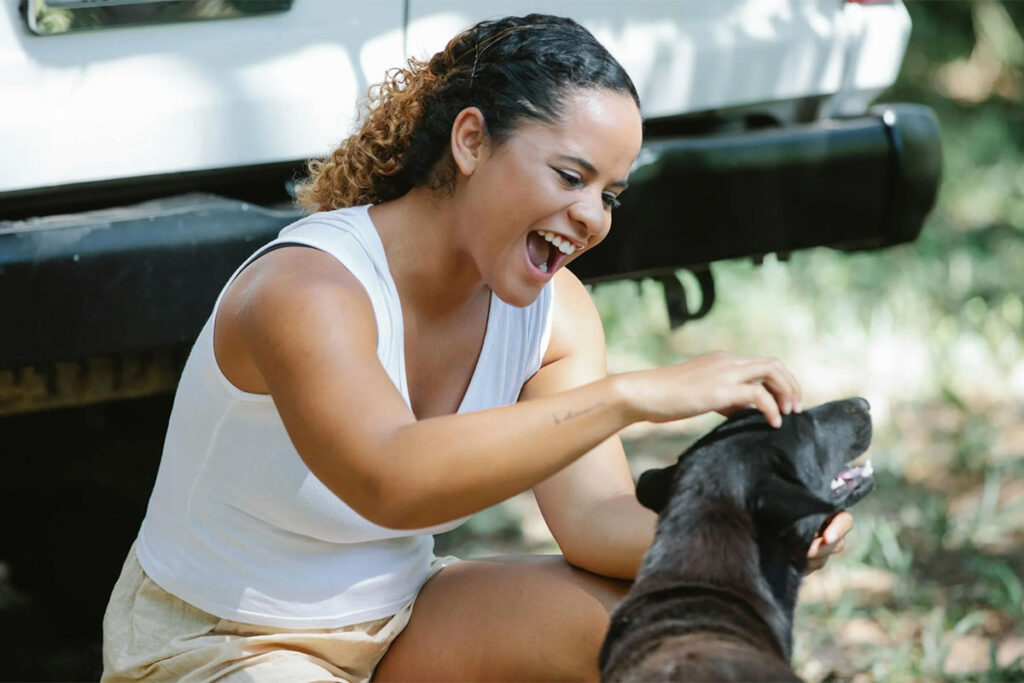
[599,397,875,681]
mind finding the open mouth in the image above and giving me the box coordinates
[526,230,578,275]
[829,459,875,505]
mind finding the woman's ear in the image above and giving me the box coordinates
[450,106,488,176]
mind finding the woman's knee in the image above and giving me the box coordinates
[374,557,623,681]
[537,581,612,680]
[513,555,632,612]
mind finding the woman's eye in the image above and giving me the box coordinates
[554,168,620,211]
[555,168,583,188]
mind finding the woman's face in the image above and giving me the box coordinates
[455,88,643,307]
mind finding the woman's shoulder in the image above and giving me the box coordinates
[540,269,605,365]
[279,205,378,252]
[273,205,398,294]
[213,245,379,394]
[281,204,372,232]
[551,269,598,324]
[230,247,377,333]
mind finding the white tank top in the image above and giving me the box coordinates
[136,205,554,628]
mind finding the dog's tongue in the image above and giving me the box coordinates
[526,231,551,269]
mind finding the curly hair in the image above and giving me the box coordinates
[296,14,639,212]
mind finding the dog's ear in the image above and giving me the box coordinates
[636,465,677,513]
[750,475,835,532]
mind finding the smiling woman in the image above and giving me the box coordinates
[423,88,641,307]
[100,13,846,682]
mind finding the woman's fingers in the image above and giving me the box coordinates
[806,556,827,573]
[805,537,845,573]
[821,511,854,545]
[808,536,846,558]
[766,357,802,413]
[728,356,802,426]
[749,383,782,428]
[633,351,802,425]
[754,357,801,414]
[805,511,855,573]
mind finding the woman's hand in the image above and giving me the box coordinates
[806,511,853,572]
[615,351,802,428]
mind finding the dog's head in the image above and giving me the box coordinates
[636,397,874,554]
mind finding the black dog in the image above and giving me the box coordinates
[599,397,875,681]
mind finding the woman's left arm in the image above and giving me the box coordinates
[521,269,851,580]
[520,269,655,580]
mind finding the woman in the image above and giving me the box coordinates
[103,14,851,682]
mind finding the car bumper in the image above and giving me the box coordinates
[575,103,942,281]
[0,104,941,370]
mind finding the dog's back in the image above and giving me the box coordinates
[601,586,799,682]
[606,633,799,682]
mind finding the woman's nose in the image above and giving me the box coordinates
[567,193,609,242]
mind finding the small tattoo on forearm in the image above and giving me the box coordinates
[553,402,606,425]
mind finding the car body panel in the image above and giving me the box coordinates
[1,0,404,194]
[1,0,910,197]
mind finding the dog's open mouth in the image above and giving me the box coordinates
[829,459,875,505]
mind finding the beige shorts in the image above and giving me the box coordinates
[102,545,457,683]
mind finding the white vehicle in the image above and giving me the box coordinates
[1,0,940,413]
[0,4,939,675]
[4,0,912,192]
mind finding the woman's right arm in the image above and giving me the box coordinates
[217,248,799,530]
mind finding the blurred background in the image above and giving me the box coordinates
[435,3,1024,680]
[1,1,1020,681]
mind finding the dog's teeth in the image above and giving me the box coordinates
[862,459,873,477]
[830,476,843,491]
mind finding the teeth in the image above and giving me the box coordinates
[539,262,548,272]
[830,459,874,492]
[537,230,577,256]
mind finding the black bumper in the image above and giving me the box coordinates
[0,104,941,369]
[576,103,942,280]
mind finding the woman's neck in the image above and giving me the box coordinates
[369,187,487,320]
